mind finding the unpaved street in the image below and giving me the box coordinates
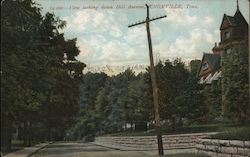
[31,142,158,157]
[31,142,205,157]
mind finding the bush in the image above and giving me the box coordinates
[209,127,250,141]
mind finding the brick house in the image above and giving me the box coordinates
[198,0,248,84]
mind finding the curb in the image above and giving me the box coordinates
[91,142,195,151]
[91,142,122,150]
[27,142,53,157]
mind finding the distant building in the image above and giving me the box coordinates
[198,0,248,84]
[190,59,201,74]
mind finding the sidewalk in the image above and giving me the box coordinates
[92,142,196,154]
[3,142,52,157]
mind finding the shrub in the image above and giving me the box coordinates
[209,127,250,141]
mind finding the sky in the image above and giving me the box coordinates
[36,0,249,75]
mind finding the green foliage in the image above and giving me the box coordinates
[202,81,222,122]
[156,59,189,120]
[210,127,250,140]
[1,0,85,149]
[71,59,210,138]
[222,45,250,122]
[155,59,207,129]
[70,72,108,139]
[126,73,151,124]
[176,74,208,124]
[70,69,153,139]
[97,69,137,133]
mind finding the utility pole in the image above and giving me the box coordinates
[128,4,166,156]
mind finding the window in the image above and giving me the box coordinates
[202,63,209,71]
[226,48,231,54]
[225,31,231,39]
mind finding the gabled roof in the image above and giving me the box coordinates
[198,53,221,77]
[234,9,248,26]
[203,53,221,70]
[220,14,236,30]
[220,9,248,30]
[227,16,237,26]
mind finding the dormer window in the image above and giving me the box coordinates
[202,63,209,71]
[225,31,231,39]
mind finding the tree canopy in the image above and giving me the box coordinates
[1,0,85,150]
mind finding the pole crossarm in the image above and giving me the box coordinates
[128,15,167,28]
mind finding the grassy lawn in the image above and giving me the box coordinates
[209,127,250,140]
[104,123,246,136]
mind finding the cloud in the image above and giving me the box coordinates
[109,25,123,38]
[89,35,107,50]
[163,9,198,27]
[163,8,217,32]
[62,3,220,69]
[76,39,96,59]
[152,7,219,63]
[155,28,218,62]
[204,16,215,24]
[124,26,146,45]
[96,39,147,65]
[63,10,126,37]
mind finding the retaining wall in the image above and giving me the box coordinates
[196,139,250,157]
[95,132,216,150]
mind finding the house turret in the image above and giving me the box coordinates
[219,1,248,45]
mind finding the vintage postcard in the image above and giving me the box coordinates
[1,0,250,156]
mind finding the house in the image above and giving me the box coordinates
[198,51,221,84]
[198,0,248,84]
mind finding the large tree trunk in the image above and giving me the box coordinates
[1,114,13,151]
[6,121,12,151]
[23,121,28,146]
[28,122,32,147]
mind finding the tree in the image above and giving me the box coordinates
[152,59,209,131]
[1,0,85,149]
[155,59,189,131]
[70,72,108,139]
[105,69,136,132]
[1,0,43,149]
[202,81,222,122]
[222,45,250,122]
[176,73,208,125]
[126,73,152,131]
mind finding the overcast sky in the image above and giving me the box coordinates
[36,0,249,74]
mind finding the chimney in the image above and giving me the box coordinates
[212,42,221,55]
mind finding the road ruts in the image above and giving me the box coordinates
[31,142,158,157]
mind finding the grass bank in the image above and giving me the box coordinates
[209,127,250,141]
[103,123,248,137]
